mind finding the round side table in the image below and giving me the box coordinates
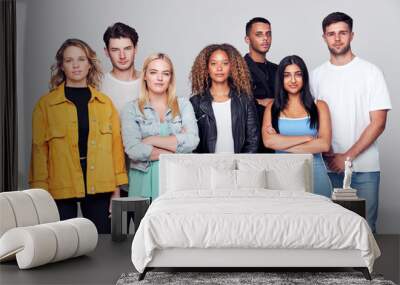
[111,197,150,242]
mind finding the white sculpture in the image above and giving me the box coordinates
[342,157,353,190]
[0,189,98,269]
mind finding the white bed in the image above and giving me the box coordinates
[131,154,380,280]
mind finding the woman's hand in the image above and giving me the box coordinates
[256,98,273,107]
[109,187,121,215]
[149,147,173,161]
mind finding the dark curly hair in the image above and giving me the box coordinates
[190,43,252,96]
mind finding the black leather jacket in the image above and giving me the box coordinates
[189,89,259,153]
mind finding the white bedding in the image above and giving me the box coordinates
[131,190,380,273]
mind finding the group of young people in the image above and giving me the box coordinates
[29,12,391,234]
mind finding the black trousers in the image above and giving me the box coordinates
[55,193,111,234]
[55,159,112,234]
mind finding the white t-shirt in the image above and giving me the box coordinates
[311,57,392,172]
[212,99,234,153]
[100,72,140,114]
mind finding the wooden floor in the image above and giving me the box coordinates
[0,235,398,285]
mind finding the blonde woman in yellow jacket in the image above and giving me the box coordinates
[30,39,128,233]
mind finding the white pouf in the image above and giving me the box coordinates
[0,189,98,269]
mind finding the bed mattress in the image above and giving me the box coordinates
[131,190,380,273]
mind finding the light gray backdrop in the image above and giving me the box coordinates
[16,0,399,233]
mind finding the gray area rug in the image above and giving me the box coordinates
[116,271,396,285]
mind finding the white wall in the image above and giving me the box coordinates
[16,0,400,233]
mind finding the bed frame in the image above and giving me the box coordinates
[138,154,372,280]
[139,248,371,280]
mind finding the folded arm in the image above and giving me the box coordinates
[285,100,332,154]
[142,98,200,153]
[174,98,200,153]
[120,103,153,162]
[142,135,178,152]
[262,101,313,150]
[149,146,173,160]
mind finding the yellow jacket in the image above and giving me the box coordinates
[29,83,128,199]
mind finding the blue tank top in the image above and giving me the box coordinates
[277,116,332,198]
[277,116,317,137]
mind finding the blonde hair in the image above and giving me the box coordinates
[49,38,103,90]
[190,43,252,96]
[138,53,180,118]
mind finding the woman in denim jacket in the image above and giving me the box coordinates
[121,53,199,199]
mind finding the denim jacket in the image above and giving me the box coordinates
[121,97,199,172]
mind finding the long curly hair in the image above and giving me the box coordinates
[138,53,180,118]
[49,38,103,90]
[190,43,252,96]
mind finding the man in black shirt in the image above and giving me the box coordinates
[244,17,278,153]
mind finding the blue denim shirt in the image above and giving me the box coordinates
[121,97,199,172]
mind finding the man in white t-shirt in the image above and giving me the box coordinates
[101,23,141,223]
[102,22,141,114]
[311,12,391,232]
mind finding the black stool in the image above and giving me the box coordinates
[111,197,150,242]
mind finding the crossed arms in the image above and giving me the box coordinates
[262,100,388,172]
[262,100,331,154]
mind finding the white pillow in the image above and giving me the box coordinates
[211,169,267,190]
[167,163,209,191]
[236,169,267,189]
[166,160,235,192]
[211,168,236,190]
[237,159,309,192]
[266,164,307,191]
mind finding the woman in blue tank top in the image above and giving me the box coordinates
[262,55,333,197]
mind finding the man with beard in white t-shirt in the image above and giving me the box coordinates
[102,22,141,114]
[311,12,391,233]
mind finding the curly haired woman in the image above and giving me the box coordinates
[30,39,128,233]
[190,43,259,153]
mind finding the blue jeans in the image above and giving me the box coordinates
[313,154,333,198]
[328,172,380,233]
